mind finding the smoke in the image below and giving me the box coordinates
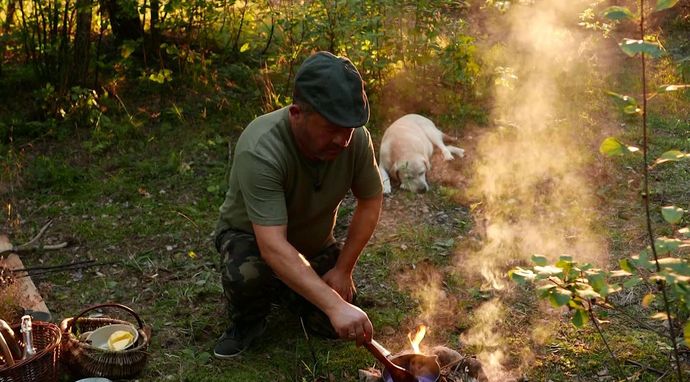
[457,0,611,379]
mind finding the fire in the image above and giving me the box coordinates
[407,324,427,354]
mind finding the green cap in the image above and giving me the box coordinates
[294,52,369,128]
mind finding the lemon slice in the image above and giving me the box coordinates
[107,330,134,351]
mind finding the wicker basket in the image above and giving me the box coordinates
[60,303,150,379]
[0,321,61,382]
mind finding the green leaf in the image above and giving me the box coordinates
[120,40,138,59]
[684,322,690,347]
[532,254,548,266]
[509,267,536,284]
[619,259,635,273]
[623,104,641,114]
[602,6,634,20]
[619,39,664,58]
[623,276,642,288]
[655,237,681,255]
[239,42,250,53]
[587,272,608,296]
[600,137,626,156]
[655,0,679,11]
[607,91,638,107]
[572,309,589,327]
[654,150,690,165]
[662,206,684,224]
[549,288,572,307]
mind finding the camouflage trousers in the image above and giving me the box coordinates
[215,229,341,338]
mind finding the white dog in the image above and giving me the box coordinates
[379,114,464,194]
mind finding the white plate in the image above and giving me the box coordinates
[86,323,138,351]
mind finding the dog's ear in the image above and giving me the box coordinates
[391,161,406,182]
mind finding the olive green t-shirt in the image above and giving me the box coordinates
[216,107,382,257]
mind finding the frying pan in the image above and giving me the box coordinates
[364,339,440,382]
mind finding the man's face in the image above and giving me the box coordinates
[290,105,355,161]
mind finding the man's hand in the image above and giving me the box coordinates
[322,267,355,302]
[328,301,373,346]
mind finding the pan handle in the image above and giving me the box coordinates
[369,339,392,358]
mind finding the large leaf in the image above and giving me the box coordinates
[655,0,679,11]
[532,254,548,266]
[607,91,638,109]
[654,150,690,165]
[509,267,536,284]
[655,237,681,255]
[661,206,684,224]
[600,137,626,156]
[619,39,664,58]
[602,6,634,20]
[623,276,642,288]
[549,288,572,307]
[572,309,589,328]
[685,321,690,347]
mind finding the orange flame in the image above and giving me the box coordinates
[407,324,427,354]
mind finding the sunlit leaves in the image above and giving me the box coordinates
[653,150,690,166]
[619,39,664,58]
[149,69,173,84]
[606,91,640,114]
[599,137,639,156]
[602,6,634,20]
[662,206,685,224]
[508,267,536,284]
[120,40,139,59]
[239,43,250,53]
[685,322,690,347]
[549,288,572,307]
[657,84,690,92]
[680,228,690,238]
[654,0,679,12]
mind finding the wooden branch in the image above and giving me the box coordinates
[0,219,70,256]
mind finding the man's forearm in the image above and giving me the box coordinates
[253,225,345,315]
[336,193,383,272]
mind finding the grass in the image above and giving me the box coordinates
[1,10,689,382]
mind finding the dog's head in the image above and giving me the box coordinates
[392,155,430,193]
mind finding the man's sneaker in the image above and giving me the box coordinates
[213,319,267,359]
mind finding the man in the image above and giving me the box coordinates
[213,51,383,358]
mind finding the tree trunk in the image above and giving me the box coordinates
[72,0,93,86]
[102,0,142,42]
[0,0,17,77]
[149,0,160,57]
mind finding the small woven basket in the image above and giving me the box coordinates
[0,321,62,382]
[60,303,150,379]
